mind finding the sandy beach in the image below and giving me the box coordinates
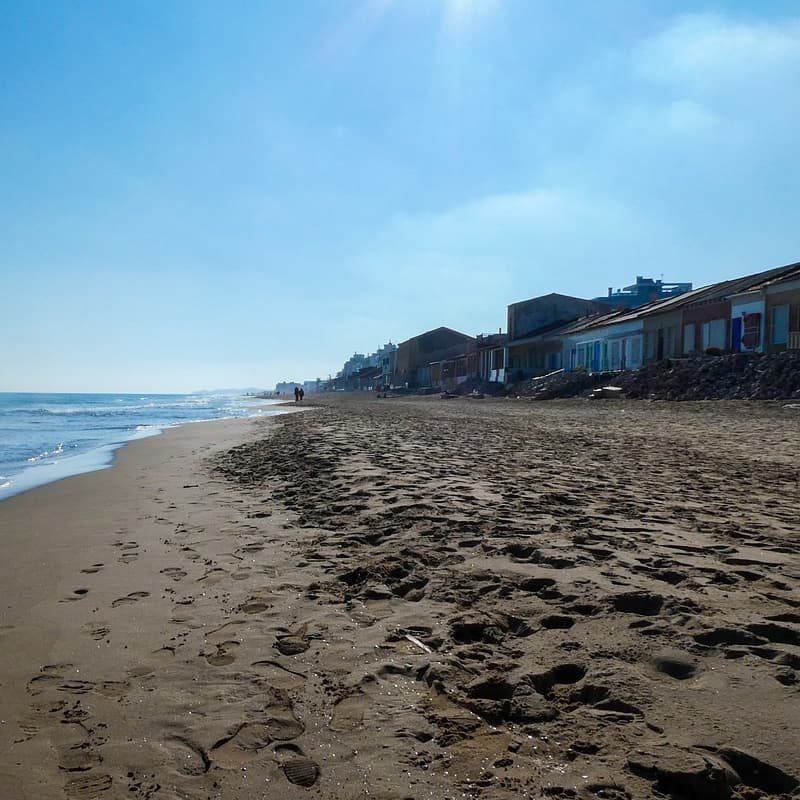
[1,396,799,800]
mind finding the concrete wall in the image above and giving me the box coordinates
[507,295,606,340]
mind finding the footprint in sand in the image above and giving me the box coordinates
[273,623,311,656]
[240,597,271,614]
[250,660,307,691]
[63,773,112,798]
[209,716,305,770]
[209,690,306,770]
[329,692,366,732]
[113,541,140,564]
[54,721,103,772]
[197,567,228,586]
[203,640,240,666]
[60,589,90,603]
[26,664,74,695]
[165,735,211,776]
[111,591,150,608]
[160,567,187,582]
[80,564,105,574]
[274,743,320,788]
[209,724,272,770]
[82,623,110,642]
[274,635,309,656]
[203,620,247,664]
[15,699,68,741]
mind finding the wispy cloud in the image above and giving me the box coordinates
[348,10,800,333]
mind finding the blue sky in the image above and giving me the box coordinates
[2,0,798,392]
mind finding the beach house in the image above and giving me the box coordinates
[728,263,800,354]
[562,262,800,372]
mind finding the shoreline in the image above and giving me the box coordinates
[0,399,294,504]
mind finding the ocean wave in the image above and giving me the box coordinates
[0,393,284,502]
[27,442,66,462]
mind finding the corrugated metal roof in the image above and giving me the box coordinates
[727,262,800,295]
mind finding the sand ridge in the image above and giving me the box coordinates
[0,397,797,799]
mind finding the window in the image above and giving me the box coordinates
[683,323,695,354]
[610,340,621,370]
[702,318,726,350]
[741,313,762,350]
[771,305,789,345]
[665,326,677,357]
[628,336,643,368]
[644,330,655,360]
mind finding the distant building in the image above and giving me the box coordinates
[593,276,693,309]
[394,327,474,389]
[374,342,397,388]
[506,293,610,381]
[341,353,367,380]
[275,381,302,395]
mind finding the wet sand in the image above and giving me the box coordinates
[1,396,799,799]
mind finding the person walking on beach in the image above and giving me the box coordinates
[299,387,305,401]
[294,387,300,402]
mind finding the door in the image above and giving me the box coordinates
[731,317,742,352]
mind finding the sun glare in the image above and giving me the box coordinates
[444,0,501,38]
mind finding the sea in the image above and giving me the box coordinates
[0,392,287,502]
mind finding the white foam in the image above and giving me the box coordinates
[26,442,65,462]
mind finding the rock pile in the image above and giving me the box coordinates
[512,352,800,401]
[619,351,800,401]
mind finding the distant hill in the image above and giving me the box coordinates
[191,388,267,396]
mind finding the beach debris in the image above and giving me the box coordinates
[405,633,433,654]
[590,385,624,399]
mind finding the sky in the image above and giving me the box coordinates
[1,0,798,392]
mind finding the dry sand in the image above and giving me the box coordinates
[1,396,799,800]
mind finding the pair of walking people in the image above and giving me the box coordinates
[294,386,305,402]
